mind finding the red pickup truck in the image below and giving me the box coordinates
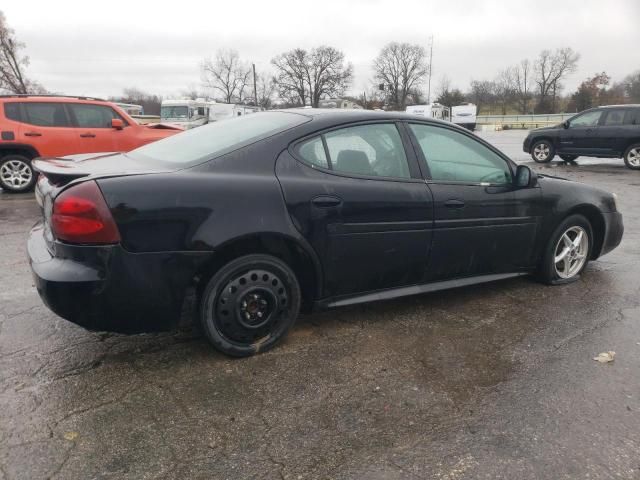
[0,95,182,193]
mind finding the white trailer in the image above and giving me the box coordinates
[405,103,451,122]
[208,104,262,122]
[160,98,210,129]
[451,103,478,131]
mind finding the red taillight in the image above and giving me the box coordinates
[51,181,120,244]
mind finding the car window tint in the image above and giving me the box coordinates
[298,137,328,168]
[604,109,625,126]
[570,110,602,128]
[324,124,410,179]
[409,123,511,184]
[69,104,122,128]
[23,103,70,127]
[625,109,640,125]
[4,103,21,122]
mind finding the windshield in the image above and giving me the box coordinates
[161,106,188,119]
[128,111,309,167]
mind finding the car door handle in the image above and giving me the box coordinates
[80,133,96,138]
[311,195,342,208]
[444,199,465,209]
[24,132,42,137]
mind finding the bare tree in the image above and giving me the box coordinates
[255,73,275,109]
[533,47,580,113]
[0,11,43,94]
[493,68,517,115]
[202,49,251,103]
[373,42,429,109]
[512,59,533,114]
[436,75,452,100]
[271,46,352,107]
[468,80,495,114]
[271,49,308,106]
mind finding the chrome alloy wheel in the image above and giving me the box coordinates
[554,226,589,279]
[0,159,32,189]
[627,148,640,167]
[533,143,551,162]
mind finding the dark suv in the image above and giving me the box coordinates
[523,105,640,170]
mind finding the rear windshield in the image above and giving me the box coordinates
[128,111,309,167]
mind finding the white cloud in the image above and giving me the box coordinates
[4,0,638,98]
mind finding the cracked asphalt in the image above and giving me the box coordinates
[1,140,640,479]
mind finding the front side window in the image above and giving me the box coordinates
[161,106,188,119]
[22,103,71,127]
[409,124,511,184]
[570,110,602,128]
[323,123,410,179]
[69,104,123,128]
[603,109,626,126]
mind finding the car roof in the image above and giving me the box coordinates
[275,107,455,126]
[0,95,109,104]
[596,104,640,109]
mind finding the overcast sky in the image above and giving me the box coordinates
[4,0,639,100]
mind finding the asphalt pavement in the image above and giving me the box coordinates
[1,131,639,479]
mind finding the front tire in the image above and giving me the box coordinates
[531,140,555,163]
[559,154,578,163]
[539,214,592,284]
[199,254,301,357]
[0,155,36,193]
[623,144,640,170]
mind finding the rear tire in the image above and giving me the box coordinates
[623,144,640,170]
[199,254,301,357]
[559,154,578,163]
[531,140,555,163]
[539,214,592,285]
[0,155,36,193]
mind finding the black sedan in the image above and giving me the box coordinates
[29,110,624,356]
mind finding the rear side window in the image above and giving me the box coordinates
[324,124,410,178]
[625,109,640,125]
[297,137,328,168]
[3,103,21,121]
[22,103,71,127]
[69,104,124,128]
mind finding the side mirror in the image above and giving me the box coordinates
[515,165,537,188]
[562,120,569,129]
[111,118,124,130]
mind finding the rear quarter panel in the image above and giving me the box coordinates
[97,144,308,253]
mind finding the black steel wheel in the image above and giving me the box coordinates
[200,254,301,357]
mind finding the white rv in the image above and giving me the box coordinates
[160,98,210,129]
[451,103,478,131]
[208,104,262,122]
[405,103,451,122]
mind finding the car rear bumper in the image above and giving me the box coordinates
[28,222,209,333]
[523,136,532,153]
[598,211,624,258]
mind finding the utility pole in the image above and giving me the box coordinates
[252,63,258,107]
[426,35,434,104]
